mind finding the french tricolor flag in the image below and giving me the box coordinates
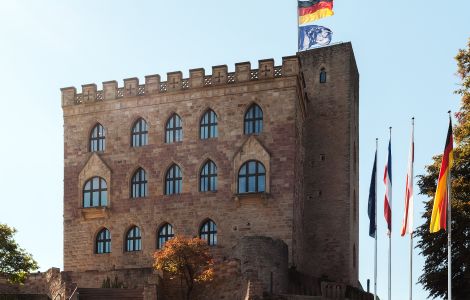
[384,138,392,234]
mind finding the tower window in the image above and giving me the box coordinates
[244,104,263,135]
[131,168,148,198]
[238,160,266,194]
[165,164,182,195]
[125,226,142,252]
[83,177,107,208]
[96,228,111,254]
[200,219,217,246]
[200,109,218,139]
[165,114,183,143]
[200,160,217,192]
[157,223,174,249]
[320,68,327,83]
[90,123,106,152]
[131,118,148,147]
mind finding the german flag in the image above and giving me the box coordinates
[298,0,334,25]
[430,118,454,233]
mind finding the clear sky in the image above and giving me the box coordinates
[0,1,468,299]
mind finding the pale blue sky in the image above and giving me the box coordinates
[0,1,468,299]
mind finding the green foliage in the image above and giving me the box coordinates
[0,224,38,284]
[415,38,470,299]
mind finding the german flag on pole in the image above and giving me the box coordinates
[298,0,334,25]
[430,118,454,233]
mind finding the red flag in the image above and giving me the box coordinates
[401,123,414,236]
[384,138,392,234]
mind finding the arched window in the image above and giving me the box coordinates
[157,223,174,249]
[165,164,182,195]
[165,114,183,143]
[200,160,217,192]
[199,219,217,246]
[200,109,218,139]
[96,228,111,254]
[131,168,148,198]
[90,123,106,152]
[238,160,266,194]
[320,68,327,83]
[244,104,263,135]
[131,118,148,147]
[125,226,142,252]
[83,177,108,208]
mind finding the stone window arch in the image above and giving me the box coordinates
[199,219,217,246]
[131,168,148,198]
[165,164,182,195]
[165,113,183,143]
[89,123,106,152]
[238,160,266,194]
[244,104,263,135]
[96,228,111,254]
[157,223,174,249]
[125,226,142,252]
[200,160,217,192]
[200,109,218,139]
[83,177,108,208]
[131,118,148,147]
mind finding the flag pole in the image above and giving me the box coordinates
[448,111,452,300]
[388,128,392,300]
[375,138,378,300]
[409,117,415,300]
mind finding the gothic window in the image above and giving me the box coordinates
[200,109,218,139]
[238,160,266,194]
[131,118,148,147]
[96,228,111,254]
[244,104,263,135]
[90,123,106,152]
[165,164,182,195]
[320,68,327,83]
[125,226,142,252]
[165,114,183,143]
[199,219,217,246]
[131,168,148,198]
[83,177,108,208]
[157,223,174,249]
[200,160,217,192]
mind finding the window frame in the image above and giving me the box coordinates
[131,118,149,147]
[89,123,106,152]
[199,219,217,246]
[157,223,174,249]
[125,226,142,252]
[165,114,183,143]
[200,160,217,192]
[83,177,108,208]
[244,104,263,135]
[237,160,266,194]
[200,109,218,139]
[96,228,111,254]
[131,168,148,198]
[320,68,327,83]
[165,164,183,195]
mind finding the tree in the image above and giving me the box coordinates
[415,38,470,299]
[0,224,39,284]
[153,236,214,300]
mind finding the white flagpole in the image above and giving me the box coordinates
[409,117,415,300]
[375,138,378,300]
[448,111,452,300]
[388,128,392,300]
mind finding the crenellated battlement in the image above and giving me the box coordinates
[61,56,299,107]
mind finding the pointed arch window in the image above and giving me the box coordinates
[165,164,182,195]
[200,109,218,139]
[320,68,327,83]
[238,160,266,194]
[125,226,142,252]
[90,123,106,152]
[157,223,174,249]
[199,219,217,246]
[165,114,183,143]
[83,177,107,208]
[200,160,217,192]
[244,104,263,135]
[96,228,111,254]
[131,168,148,198]
[131,118,148,147]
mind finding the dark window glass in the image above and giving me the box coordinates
[125,226,142,252]
[131,168,148,198]
[244,104,263,135]
[83,177,108,207]
[165,114,183,143]
[96,228,111,254]
[199,219,217,246]
[157,223,174,249]
[131,118,148,147]
[165,164,182,195]
[320,68,327,83]
[200,160,217,192]
[238,160,266,194]
[200,110,218,139]
[90,123,106,152]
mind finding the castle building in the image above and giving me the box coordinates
[56,42,360,299]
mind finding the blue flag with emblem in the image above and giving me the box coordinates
[298,24,332,51]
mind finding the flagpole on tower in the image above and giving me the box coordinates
[388,127,392,300]
[375,138,378,300]
[448,111,452,300]
[409,117,415,300]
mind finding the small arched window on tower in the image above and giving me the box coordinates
[157,223,174,249]
[200,160,217,192]
[165,164,182,195]
[238,160,266,194]
[199,219,217,246]
[200,109,218,139]
[90,123,106,152]
[320,68,327,84]
[96,228,111,254]
[165,114,183,143]
[131,168,148,198]
[125,226,142,252]
[131,118,148,147]
[83,177,107,208]
[244,104,263,135]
